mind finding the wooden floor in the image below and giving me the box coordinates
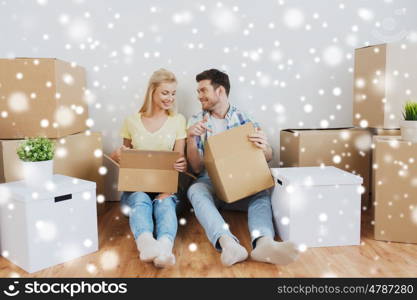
[1,202,417,278]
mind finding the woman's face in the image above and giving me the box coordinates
[153,82,177,111]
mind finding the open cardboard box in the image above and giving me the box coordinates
[106,149,180,193]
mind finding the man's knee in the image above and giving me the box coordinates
[187,182,213,203]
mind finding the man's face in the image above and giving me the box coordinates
[196,79,221,111]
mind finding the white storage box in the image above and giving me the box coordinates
[271,166,363,248]
[0,175,98,273]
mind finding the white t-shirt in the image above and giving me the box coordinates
[211,117,228,136]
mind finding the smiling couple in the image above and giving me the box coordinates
[111,68,299,268]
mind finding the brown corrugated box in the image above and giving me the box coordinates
[280,128,372,206]
[353,42,417,129]
[0,132,104,195]
[372,136,417,243]
[204,122,274,203]
[107,149,180,193]
[0,58,88,139]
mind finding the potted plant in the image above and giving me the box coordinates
[401,101,417,143]
[17,137,55,188]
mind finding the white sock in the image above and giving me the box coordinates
[219,235,248,266]
[251,236,299,265]
[153,236,176,268]
[136,232,160,262]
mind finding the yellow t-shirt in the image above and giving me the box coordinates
[120,113,187,151]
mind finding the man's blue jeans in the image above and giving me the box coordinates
[187,175,275,250]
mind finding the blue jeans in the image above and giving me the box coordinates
[120,192,179,242]
[187,175,275,251]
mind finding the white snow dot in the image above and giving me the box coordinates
[332,87,342,96]
[98,166,107,175]
[281,217,290,225]
[332,155,342,164]
[319,213,328,222]
[283,8,305,29]
[188,243,198,252]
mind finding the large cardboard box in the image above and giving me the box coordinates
[0,132,104,196]
[372,136,417,243]
[111,149,180,193]
[204,122,274,203]
[280,128,372,206]
[271,167,362,247]
[353,42,417,129]
[0,58,88,139]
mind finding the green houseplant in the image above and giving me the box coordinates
[401,101,417,143]
[17,137,55,188]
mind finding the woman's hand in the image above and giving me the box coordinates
[155,193,173,200]
[110,145,130,163]
[173,156,187,172]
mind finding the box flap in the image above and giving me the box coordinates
[271,166,363,186]
[206,122,255,157]
[119,149,180,170]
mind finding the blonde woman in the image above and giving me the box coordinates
[111,69,187,268]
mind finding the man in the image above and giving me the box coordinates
[187,69,299,266]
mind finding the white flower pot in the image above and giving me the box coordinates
[22,160,54,189]
[401,120,417,143]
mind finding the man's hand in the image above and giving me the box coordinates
[248,128,269,151]
[173,156,187,172]
[187,114,212,138]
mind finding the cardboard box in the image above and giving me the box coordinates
[204,122,274,203]
[0,132,104,196]
[0,58,88,139]
[371,128,401,136]
[271,167,362,247]
[280,128,372,206]
[111,149,180,193]
[353,42,417,129]
[372,136,417,243]
[0,175,98,273]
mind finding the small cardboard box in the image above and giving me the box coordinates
[353,42,417,129]
[280,128,372,206]
[372,136,417,243]
[0,132,104,196]
[271,166,363,247]
[111,149,180,193]
[0,175,98,273]
[0,58,88,139]
[204,122,274,203]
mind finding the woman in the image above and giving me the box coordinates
[111,69,187,268]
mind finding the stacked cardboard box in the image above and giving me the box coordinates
[0,58,104,211]
[280,42,416,215]
[372,136,417,243]
[280,128,372,207]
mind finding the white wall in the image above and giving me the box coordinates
[1,0,417,166]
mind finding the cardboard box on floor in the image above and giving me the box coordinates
[106,149,180,193]
[372,136,417,243]
[204,122,274,203]
[353,42,417,129]
[0,58,88,139]
[0,132,104,196]
[280,128,372,206]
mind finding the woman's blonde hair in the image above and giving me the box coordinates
[139,68,177,117]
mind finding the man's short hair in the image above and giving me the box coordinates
[196,69,230,96]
